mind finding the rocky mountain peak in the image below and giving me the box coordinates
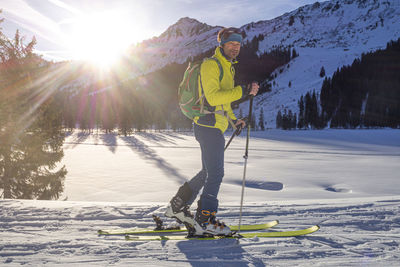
[160,17,216,39]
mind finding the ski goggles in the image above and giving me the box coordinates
[219,27,244,45]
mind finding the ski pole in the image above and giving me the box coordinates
[238,95,254,233]
[224,117,247,151]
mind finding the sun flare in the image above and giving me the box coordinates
[67,12,136,68]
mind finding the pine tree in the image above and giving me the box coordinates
[311,91,319,128]
[282,109,292,130]
[319,38,400,128]
[61,90,76,131]
[292,113,297,129]
[287,110,294,130]
[319,66,326,77]
[276,110,282,129]
[258,108,265,131]
[304,92,312,128]
[292,48,298,58]
[289,16,295,26]
[0,25,66,199]
[297,96,305,129]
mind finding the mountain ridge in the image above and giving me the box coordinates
[131,0,398,76]
[60,0,400,129]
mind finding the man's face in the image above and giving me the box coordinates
[222,41,241,60]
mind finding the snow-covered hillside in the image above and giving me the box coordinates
[53,0,400,128]
[137,0,400,69]
[247,0,400,126]
[255,46,367,127]
[130,0,400,127]
[245,0,400,51]
[1,129,399,266]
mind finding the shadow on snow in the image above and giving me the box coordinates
[120,135,188,185]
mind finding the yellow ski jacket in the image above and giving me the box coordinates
[194,47,246,133]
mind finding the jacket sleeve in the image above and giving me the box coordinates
[200,60,243,106]
[226,106,237,121]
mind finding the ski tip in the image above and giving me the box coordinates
[305,225,320,233]
[98,230,111,235]
[306,225,320,230]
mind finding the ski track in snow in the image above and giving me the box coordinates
[1,198,400,266]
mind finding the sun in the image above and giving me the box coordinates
[67,12,136,68]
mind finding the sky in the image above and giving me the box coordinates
[0,0,317,62]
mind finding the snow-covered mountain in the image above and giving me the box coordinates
[131,0,400,127]
[55,0,400,128]
[136,0,399,68]
[131,17,222,74]
[246,0,400,127]
[244,0,399,51]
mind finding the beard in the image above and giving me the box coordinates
[227,49,240,60]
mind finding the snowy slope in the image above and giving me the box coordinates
[129,0,400,127]
[254,46,366,127]
[245,0,400,51]
[134,0,400,71]
[1,129,400,266]
[245,0,400,126]
[53,0,400,127]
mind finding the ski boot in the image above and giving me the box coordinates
[152,215,181,231]
[192,209,231,237]
[165,182,195,227]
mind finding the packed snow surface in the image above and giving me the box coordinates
[1,129,399,266]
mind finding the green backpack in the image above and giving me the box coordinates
[178,57,223,120]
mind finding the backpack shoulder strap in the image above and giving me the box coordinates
[199,56,224,102]
[206,57,223,81]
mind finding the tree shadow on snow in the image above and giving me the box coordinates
[120,136,187,184]
[100,133,118,153]
[64,131,90,149]
[175,239,264,267]
[163,131,193,140]
[135,132,178,146]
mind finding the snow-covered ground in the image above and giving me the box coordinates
[1,129,399,266]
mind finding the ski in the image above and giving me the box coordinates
[124,225,320,241]
[98,220,279,236]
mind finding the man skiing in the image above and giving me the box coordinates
[165,27,259,236]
